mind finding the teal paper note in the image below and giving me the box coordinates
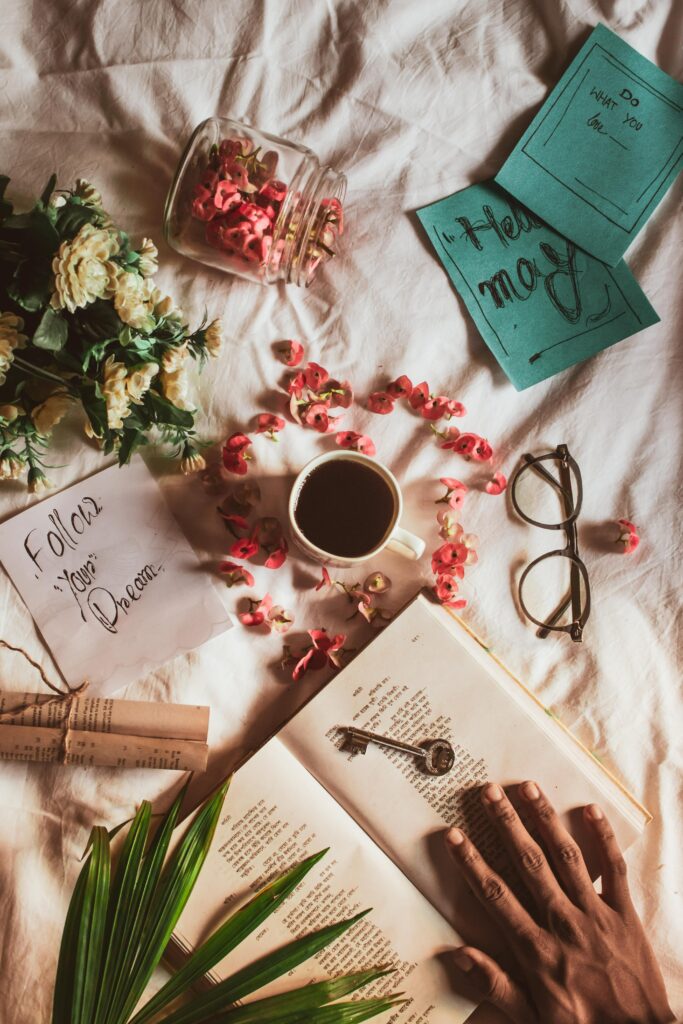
[495,23,683,266]
[416,181,659,390]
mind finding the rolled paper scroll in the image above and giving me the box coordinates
[0,691,209,771]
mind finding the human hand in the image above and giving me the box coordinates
[445,782,674,1024]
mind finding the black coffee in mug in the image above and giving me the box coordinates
[293,458,396,558]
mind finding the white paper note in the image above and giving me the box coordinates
[0,457,231,696]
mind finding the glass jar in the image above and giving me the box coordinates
[164,117,346,288]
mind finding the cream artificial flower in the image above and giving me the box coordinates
[28,468,51,494]
[152,287,182,324]
[31,392,73,436]
[126,362,159,403]
[137,238,158,278]
[160,342,191,408]
[73,179,103,208]
[102,355,132,429]
[204,318,223,358]
[161,343,188,374]
[113,270,155,332]
[0,312,28,385]
[160,365,191,409]
[51,224,119,313]
[0,404,20,422]
[0,453,23,481]
[180,450,206,475]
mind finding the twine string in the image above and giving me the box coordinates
[0,639,89,763]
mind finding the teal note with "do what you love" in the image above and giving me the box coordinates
[496,24,683,266]
[416,181,659,390]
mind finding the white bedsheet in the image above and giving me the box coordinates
[0,1,681,1020]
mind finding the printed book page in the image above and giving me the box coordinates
[281,594,647,939]
[174,736,474,1024]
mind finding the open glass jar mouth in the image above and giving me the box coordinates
[164,117,346,288]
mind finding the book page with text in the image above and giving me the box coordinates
[174,735,474,1024]
[281,595,644,944]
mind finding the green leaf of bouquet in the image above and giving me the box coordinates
[0,175,12,222]
[130,849,329,1024]
[72,826,111,1024]
[7,256,53,311]
[56,200,99,240]
[146,391,195,429]
[114,781,230,1024]
[91,801,152,1024]
[33,307,68,351]
[74,298,123,344]
[197,970,396,1024]
[155,910,373,1024]
[39,172,58,208]
[118,427,145,465]
[82,337,115,373]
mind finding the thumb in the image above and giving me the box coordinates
[452,946,535,1023]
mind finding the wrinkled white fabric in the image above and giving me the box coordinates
[0,1,681,1021]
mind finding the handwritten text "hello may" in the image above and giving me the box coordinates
[22,496,162,635]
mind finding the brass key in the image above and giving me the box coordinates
[341,726,454,776]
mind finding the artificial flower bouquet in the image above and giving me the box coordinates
[0,173,222,491]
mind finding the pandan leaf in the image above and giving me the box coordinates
[33,307,68,351]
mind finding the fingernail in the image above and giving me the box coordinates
[454,950,474,972]
[446,827,465,846]
[586,803,603,820]
[522,781,540,801]
[483,783,504,803]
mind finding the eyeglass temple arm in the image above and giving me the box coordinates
[522,453,574,509]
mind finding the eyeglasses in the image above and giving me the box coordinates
[510,444,590,643]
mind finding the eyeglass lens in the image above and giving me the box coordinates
[513,454,580,527]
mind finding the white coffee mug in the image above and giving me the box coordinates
[288,450,425,567]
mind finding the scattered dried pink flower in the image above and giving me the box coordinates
[255,413,286,440]
[616,519,640,554]
[278,340,304,366]
[218,561,255,587]
[367,391,395,415]
[335,430,376,456]
[485,472,507,495]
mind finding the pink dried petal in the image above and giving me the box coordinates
[367,391,395,415]
[230,536,260,561]
[409,381,429,410]
[304,362,329,390]
[386,375,413,400]
[279,340,304,366]
[255,413,286,435]
[217,562,255,587]
[302,402,330,432]
[363,572,392,594]
[485,472,507,495]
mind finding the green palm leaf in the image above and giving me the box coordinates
[52,778,399,1024]
[129,849,328,1024]
[154,910,373,1024]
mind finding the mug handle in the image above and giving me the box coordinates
[386,525,425,561]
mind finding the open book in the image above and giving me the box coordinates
[173,593,650,1023]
